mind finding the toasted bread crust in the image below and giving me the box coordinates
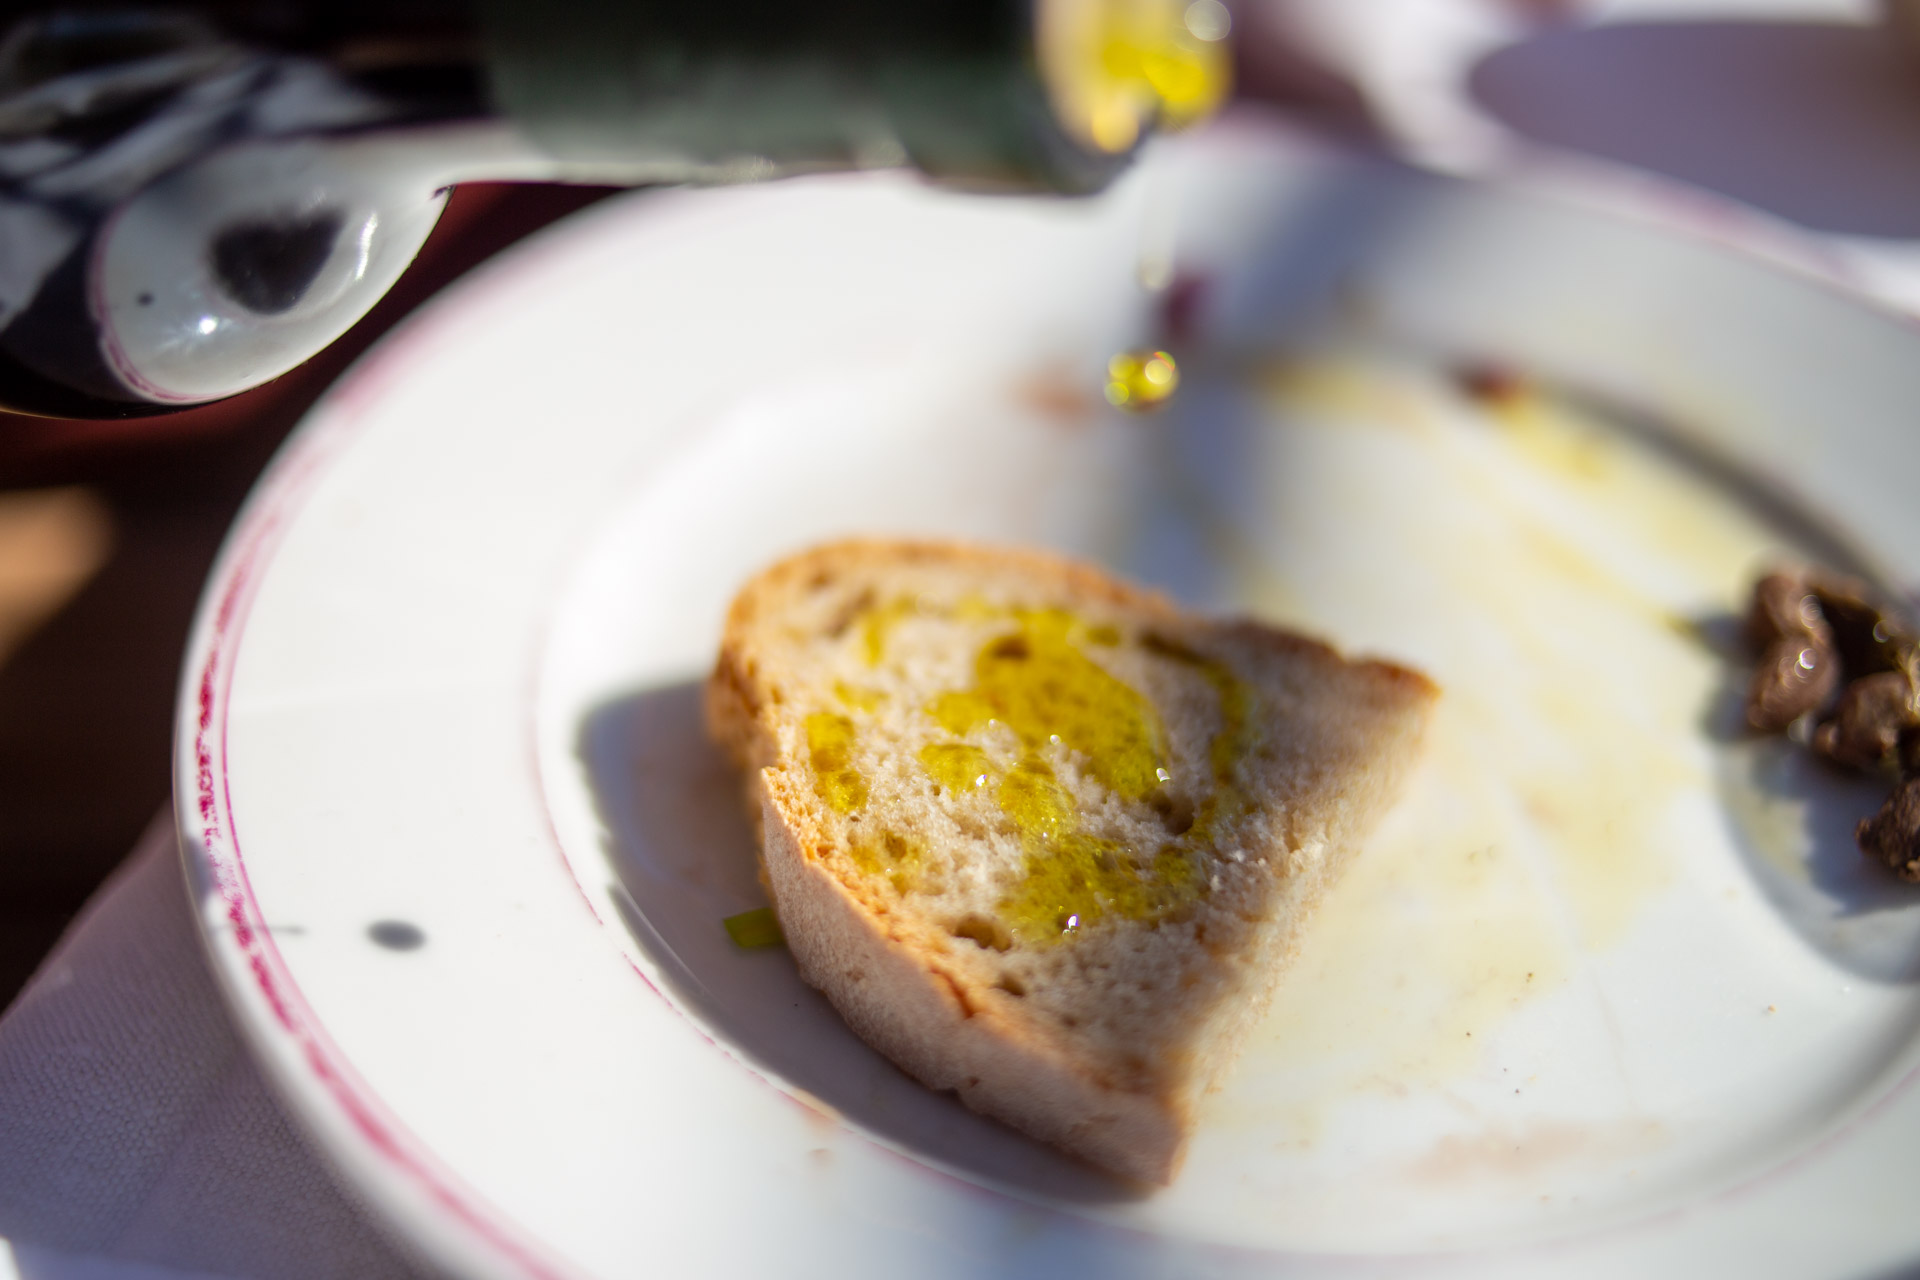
[707,538,1434,1183]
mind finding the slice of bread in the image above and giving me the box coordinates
[706,539,1435,1184]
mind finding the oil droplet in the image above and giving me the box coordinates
[920,742,993,794]
[722,907,785,949]
[1106,348,1179,411]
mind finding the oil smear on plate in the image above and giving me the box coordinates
[1115,352,1920,1250]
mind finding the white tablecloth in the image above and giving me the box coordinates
[0,817,429,1280]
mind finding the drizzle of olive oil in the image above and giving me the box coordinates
[997,753,1079,843]
[916,607,1254,944]
[1040,0,1233,154]
[860,596,920,667]
[935,608,1167,799]
[805,712,868,814]
[849,829,925,895]
[832,680,886,712]
[994,752,1187,942]
[1106,348,1179,411]
[836,594,1256,941]
[1142,632,1254,847]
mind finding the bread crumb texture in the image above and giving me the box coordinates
[706,539,1434,1183]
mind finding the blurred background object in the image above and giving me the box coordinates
[0,487,109,666]
[1258,0,1920,310]
[0,0,1230,417]
[1470,11,1920,236]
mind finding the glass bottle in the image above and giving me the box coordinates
[0,0,1229,416]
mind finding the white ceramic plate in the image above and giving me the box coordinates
[176,116,1920,1279]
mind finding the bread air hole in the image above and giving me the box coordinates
[987,634,1031,661]
[951,913,1013,952]
[1150,788,1195,836]
[995,974,1027,997]
[822,586,873,639]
